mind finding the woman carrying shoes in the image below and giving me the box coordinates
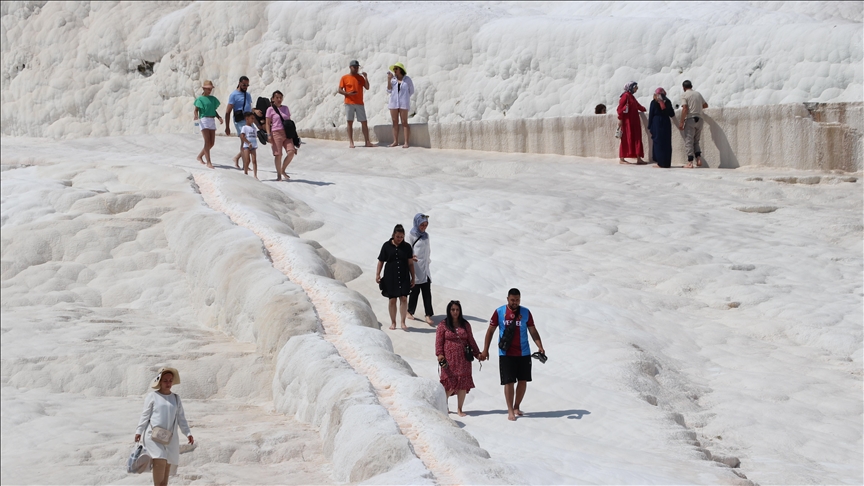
[376,224,416,330]
[436,301,483,416]
[386,62,414,148]
[134,367,193,486]
[617,81,647,165]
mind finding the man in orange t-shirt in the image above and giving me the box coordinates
[338,60,372,148]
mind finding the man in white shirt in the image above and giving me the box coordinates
[678,80,709,168]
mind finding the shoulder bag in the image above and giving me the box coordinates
[150,394,179,445]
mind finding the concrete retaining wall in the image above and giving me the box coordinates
[298,102,863,172]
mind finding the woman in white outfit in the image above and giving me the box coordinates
[386,62,415,148]
[134,367,193,486]
[407,213,434,325]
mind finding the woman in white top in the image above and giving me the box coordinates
[386,62,415,148]
[134,367,193,486]
[407,213,434,325]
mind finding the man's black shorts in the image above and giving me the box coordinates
[499,355,532,385]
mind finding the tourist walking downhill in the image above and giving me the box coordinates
[436,300,483,416]
[407,213,434,325]
[376,224,416,330]
[265,90,299,181]
[480,288,545,421]
[225,76,254,168]
[339,60,373,148]
[193,80,222,169]
[678,80,709,168]
[134,367,193,486]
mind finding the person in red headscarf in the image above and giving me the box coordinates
[617,81,647,164]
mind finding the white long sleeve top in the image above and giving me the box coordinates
[136,391,191,464]
[406,232,431,284]
[387,75,414,110]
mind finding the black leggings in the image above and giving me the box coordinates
[408,280,433,317]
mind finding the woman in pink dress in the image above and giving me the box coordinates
[617,81,647,165]
[435,300,482,416]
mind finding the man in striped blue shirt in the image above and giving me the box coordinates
[480,288,545,421]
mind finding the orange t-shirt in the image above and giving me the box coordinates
[339,74,365,105]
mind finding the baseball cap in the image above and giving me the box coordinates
[349,60,360,67]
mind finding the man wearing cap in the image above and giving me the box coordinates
[479,288,545,422]
[226,76,254,167]
[338,61,372,148]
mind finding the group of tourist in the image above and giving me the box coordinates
[192,59,416,182]
[376,215,546,420]
[615,79,709,168]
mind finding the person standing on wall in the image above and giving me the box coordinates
[407,213,434,325]
[376,224,416,331]
[134,367,193,486]
[617,81,647,165]
[386,62,414,148]
[648,87,675,168]
[339,60,373,148]
[265,90,299,181]
[193,80,222,170]
[225,76,253,168]
[479,288,545,422]
[678,80,709,168]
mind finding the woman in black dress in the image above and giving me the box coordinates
[376,224,416,330]
[648,87,675,168]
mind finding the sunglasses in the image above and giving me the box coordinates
[449,300,460,305]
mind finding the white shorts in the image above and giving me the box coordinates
[199,117,216,131]
[345,104,367,122]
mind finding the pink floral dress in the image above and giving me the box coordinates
[435,321,481,393]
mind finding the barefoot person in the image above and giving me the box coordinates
[376,224,415,330]
[407,213,434,325]
[265,91,298,181]
[239,112,259,180]
[617,81,647,165]
[436,300,483,416]
[134,367,193,486]
[339,60,373,148]
[479,288,545,421]
[678,80,709,168]
[194,80,223,169]
[225,76,253,168]
[386,62,414,148]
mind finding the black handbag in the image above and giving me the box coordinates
[233,91,248,123]
[499,313,520,351]
[256,129,268,145]
[464,344,475,362]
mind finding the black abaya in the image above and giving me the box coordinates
[648,98,675,168]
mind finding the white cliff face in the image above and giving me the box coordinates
[1,1,861,137]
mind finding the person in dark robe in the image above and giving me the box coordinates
[616,81,647,164]
[648,87,675,168]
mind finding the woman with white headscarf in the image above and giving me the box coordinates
[134,367,193,486]
[407,213,434,325]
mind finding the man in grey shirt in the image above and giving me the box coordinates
[678,80,708,168]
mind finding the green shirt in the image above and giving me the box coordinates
[194,95,220,118]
